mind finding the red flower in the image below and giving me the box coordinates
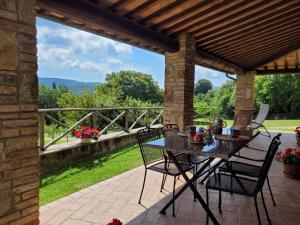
[74,130,82,138]
[107,219,122,225]
[275,151,282,158]
[74,126,101,140]
[285,148,293,155]
[295,151,300,158]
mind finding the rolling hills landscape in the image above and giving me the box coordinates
[38,77,99,93]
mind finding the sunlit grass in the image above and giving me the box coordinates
[40,143,142,205]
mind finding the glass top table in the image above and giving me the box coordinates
[143,131,257,225]
[144,133,249,159]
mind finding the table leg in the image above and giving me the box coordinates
[160,152,220,225]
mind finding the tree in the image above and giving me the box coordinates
[195,79,213,95]
[255,75,300,116]
[52,82,56,89]
[38,85,69,109]
[105,70,163,103]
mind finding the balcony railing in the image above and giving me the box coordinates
[38,107,164,151]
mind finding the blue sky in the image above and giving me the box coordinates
[37,17,228,87]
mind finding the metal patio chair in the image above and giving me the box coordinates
[206,133,281,225]
[217,130,277,206]
[247,103,271,137]
[162,124,210,200]
[137,127,194,216]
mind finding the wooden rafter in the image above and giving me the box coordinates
[161,0,239,35]
[195,0,296,43]
[123,0,159,18]
[205,10,300,52]
[107,0,130,11]
[169,0,258,36]
[37,0,178,53]
[150,0,213,30]
[138,0,185,25]
[253,43,300,68]
[36,0,300,74]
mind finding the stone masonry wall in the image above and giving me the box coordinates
[0,1,39,225]
[234,72,256,130]
[164,34,195,132]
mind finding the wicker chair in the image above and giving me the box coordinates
[206,133,281,225]
[137,127,194,216]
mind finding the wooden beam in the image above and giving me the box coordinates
[226,37,300,64]
[214,27,300,58]
[36,0,178,53]
[139,0,185,24]
[123,0,159,18]
[107,0,130,11]
[253,42,300,68]
[195,49,244,74]
[204,11,300,52]
[195,0,299,45]
[256,68,300,75]
[150,0,213,30]
[169,0,258,36]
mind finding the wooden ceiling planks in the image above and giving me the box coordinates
[36,0,300,74]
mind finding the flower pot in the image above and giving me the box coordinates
[283,164,300,179]
[79,138,92,144]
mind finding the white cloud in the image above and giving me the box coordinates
[37,24,137,77]
[195,66,227,87]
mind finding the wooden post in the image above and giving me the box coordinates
[125,109,129,132]
[39,113,45,151]
[93,113,97,128]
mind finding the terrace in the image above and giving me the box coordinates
[1,1,300,225]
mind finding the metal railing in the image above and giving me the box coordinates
[38,107,164,151]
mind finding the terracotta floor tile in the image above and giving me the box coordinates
[40,132,300,225]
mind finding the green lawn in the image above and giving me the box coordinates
[225,119,300,132]
[40,143,143,205]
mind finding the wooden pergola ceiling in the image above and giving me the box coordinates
[36,0,300,75]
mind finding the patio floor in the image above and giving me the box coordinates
[40,132,300,225]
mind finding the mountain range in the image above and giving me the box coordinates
[38,77,100,93]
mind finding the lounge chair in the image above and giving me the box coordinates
[247,103,271,137]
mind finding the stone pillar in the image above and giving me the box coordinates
[0,1,39,225]
[164,34,195,132]
[233,72,256,131]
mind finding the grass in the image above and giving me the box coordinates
[224,119,300,132]
[40,143,143,205]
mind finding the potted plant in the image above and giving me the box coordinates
[74,125,101,143]
[295,127,300,146]
[276,148,300,179]
[107,218,122,225]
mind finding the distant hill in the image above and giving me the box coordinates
[38,77,100,93]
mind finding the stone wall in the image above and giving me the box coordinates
[164,34,195,132]
[234,72,256,131]
[0,1,39,225]
[40,128,147,174]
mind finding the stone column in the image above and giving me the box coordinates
[0,1,39,225]
[233,72,256,132]
[164,34,195,132]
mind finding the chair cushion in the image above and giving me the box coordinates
[218,161,261,177]
[148,161,194,176]
[206,173,257,196]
